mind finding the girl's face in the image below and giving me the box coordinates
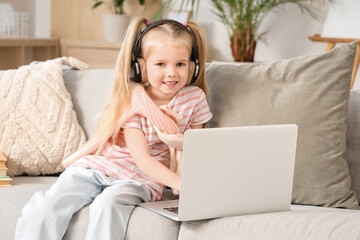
[143,34,191,105]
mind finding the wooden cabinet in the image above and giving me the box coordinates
[60,39,121,69]
[0,38,59,70]
[0,38,121,70]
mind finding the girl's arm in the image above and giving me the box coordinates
[124,128,181,192]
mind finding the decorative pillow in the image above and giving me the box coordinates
[206,42,359,209]
[0,58,87,176]
[346,90,360,204]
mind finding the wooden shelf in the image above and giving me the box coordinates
[60,39,121,69]
[0,38,60,70]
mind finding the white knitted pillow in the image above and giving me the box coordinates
[0,58,87,176]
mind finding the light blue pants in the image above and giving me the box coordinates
[15,166,152,240]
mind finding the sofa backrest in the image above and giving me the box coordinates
[63,46,360,209]
[63,68,113,139]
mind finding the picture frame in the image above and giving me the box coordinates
[167,10,192,23]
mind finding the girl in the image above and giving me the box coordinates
[16,17,212,240]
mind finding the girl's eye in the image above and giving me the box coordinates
[156,63,165,67]
[177,62,186,67]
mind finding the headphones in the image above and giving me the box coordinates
[130,19,200,84]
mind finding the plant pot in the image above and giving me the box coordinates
[102,14,130,42]
[230,29,256,62]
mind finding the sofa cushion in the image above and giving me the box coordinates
[346,90,360,204]
[0,177,180,240]
[126,207,180,240]
[0,176,58,240]
[0,59,86,176]
[179,205,360,240]
[63,200,181,240]
[205,42,359,209]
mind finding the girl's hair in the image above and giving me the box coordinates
[91,17,209,150]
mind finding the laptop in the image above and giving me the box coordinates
[138,124,298,221]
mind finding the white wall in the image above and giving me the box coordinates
[322,0,360,39]
[169,0,360,90]
[33,0,51,38]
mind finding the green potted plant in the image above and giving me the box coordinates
[93,0,145,15]
[164,0,334,62]
[92,0,146,42]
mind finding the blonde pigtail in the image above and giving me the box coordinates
[187,21,210,99]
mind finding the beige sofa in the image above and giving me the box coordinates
[1,42,360,239]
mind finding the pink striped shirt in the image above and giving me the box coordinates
[72,86,212,201]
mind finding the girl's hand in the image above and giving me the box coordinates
[189,124,203,129]
[172,178,181,195]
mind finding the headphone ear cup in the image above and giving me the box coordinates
[130,59,142,83]
[191,60,200,84]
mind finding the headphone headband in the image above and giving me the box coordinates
[133,19,198,60]
[130,19,200,83]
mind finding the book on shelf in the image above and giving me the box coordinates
[0,169,8,177]
[0,178,12,186]
[0,151,12,186]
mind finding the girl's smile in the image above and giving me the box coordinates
[163,81,178,86]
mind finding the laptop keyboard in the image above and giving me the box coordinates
[163,207,179,214]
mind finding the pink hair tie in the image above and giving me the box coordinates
[145,20,151,26]
[182,22,188,27]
